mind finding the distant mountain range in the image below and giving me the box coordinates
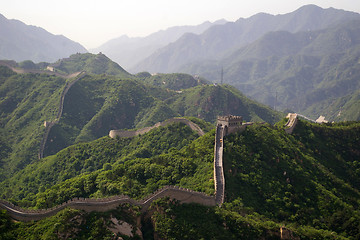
[0,13,87,63]
[132,5,360,74]
[180,20,360,120]
[91,19,227,70]
[130,5,360,121]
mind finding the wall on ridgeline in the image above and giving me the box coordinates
[109,117,205,139]
[38,72,86,159]
[285,113,298,134]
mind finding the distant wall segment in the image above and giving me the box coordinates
[109,117,205,139]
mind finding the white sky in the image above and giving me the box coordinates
[1,0,360,49]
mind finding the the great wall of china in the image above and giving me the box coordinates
[0,61,86,159]
[0,60,306,222]
[0,76,300,223]
[38,71,86,159]
[0,186,215,222]
[109,117,205,138]
[0,116,228,221]
[284,113,298,134]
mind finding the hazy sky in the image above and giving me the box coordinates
[2,0,360,49]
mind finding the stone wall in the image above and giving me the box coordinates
[109,117,205,139]
[214,125,225,205]
[38,72,85,159]
[285,113,298,134]
[0,186,215,222]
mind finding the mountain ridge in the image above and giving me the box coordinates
[91,19,227,70]
[0,13,87,63]
[131,4,360,73]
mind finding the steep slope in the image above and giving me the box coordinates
[0,13,87,63]
[224,121,360,238]
[0,66,67,177]
[91,19,227,70]
[132,5,360,73]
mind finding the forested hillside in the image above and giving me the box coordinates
[0,53,280,180]
[1,119,359,239]
[1,4,360,240]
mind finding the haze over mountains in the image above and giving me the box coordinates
[0,14,87,63]
[129,5,360,121]
[132,5,360,74]
[91,19,227,70]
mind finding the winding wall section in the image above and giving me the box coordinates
[38,72,86,159]
[0,185,215,221]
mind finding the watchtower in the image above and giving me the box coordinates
[217,115,244,135]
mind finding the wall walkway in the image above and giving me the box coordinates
[214,125,225,205]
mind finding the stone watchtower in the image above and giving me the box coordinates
[217,115,244,136]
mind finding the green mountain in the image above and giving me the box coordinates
[0,121,214,207]
[1,119,359,239]
[2,52,359,239]
[0,13,87,63]
[0,54,280,179]
[50,53,131,77]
